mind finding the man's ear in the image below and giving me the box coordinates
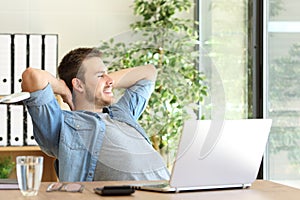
[72,78,84,93]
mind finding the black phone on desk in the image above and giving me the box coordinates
[94,185,135,196]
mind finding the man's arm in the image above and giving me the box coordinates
[109,64,157,89]
[21,67,74,110]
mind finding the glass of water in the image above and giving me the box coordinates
[16,156,44,196]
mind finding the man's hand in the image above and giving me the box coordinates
[58,79,74,110]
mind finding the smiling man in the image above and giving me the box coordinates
[21,48,170,182]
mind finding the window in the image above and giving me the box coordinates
[264,0,300,188]
[198,0,252,119]
[198,0,300,188]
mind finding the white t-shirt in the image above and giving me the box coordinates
[93,114,170,181]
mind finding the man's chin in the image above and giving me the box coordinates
[104,97,115,105]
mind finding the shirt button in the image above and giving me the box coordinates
[76,125,80,128]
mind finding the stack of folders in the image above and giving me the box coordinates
[0,33,58,147]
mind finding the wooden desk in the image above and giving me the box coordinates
[1,180,300,200]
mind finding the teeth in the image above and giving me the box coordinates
[103,86,113,93]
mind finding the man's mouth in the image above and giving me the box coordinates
[103,87,113,96]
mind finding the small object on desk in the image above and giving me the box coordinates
[94,185,135,196]
[47,182,84,193]
[0,179,19,190]
[16,156,44,196]
[0,92,30,104]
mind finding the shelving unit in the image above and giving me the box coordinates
[0,33,59,182]
[0,146,58,182]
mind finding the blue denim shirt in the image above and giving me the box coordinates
[23,79,154,182]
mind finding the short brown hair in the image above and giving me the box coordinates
[57,48,102,92]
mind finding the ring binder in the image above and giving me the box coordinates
[0,34,12,95]
[0,33,58,146]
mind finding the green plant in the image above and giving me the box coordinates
[0,157,15,179]
[98,0,208,163]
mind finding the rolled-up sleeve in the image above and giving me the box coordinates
[23,84,63,157]
[116,79,154,121]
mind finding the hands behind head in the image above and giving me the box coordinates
[58,79,74,111]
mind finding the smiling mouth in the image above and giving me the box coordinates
[103,88,113,96]
[104,92,113,96]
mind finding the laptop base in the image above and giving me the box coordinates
[132,182,251,193]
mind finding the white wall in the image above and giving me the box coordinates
[0,0,136,61]
[0,0,194,62]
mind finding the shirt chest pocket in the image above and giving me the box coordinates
[62,117,97,150]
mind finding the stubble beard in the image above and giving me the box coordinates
[85,86,114,110]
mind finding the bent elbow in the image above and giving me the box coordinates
[21,68,45,92]
[146,64,157,81]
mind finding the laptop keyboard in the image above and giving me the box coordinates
[133,182,170,190]
[145,183,169,188]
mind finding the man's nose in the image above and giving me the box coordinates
[104,74,114,85]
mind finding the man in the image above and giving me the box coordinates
[22,48,170,182]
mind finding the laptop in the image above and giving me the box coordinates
[134,119,272,192]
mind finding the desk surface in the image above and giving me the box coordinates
[1,180,300,200]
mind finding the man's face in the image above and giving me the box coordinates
[80,57,114,108]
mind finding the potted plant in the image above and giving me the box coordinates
[0,157,15,179]
[98,0,208,165]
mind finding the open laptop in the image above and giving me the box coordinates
[134,119,272,192]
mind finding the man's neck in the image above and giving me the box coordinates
[74,102,104,113]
